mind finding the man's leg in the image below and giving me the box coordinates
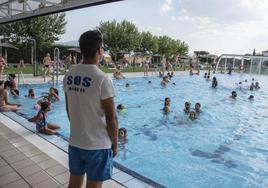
[68,145,86,188]
[86,181,102,188]
[68,174,84,188]
[85,149,113,188]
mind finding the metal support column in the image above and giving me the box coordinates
[224,57,227,72]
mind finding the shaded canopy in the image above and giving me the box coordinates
[67,47,81,53]
[0,42,18,50]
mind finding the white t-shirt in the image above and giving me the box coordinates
[63,64,115,150]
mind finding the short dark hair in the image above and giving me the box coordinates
[9,73,16,79]
[79,30,103,59]
[41,101,50,111]
[4,81,12,88]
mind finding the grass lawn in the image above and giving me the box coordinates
[3,64,187,75]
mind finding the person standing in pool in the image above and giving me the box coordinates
[64,30,118,188]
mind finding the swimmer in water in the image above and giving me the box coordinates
[184,101,191,113]
[254,82,260,89]
[248,95,254,100]
[117,104,125,111]
[189,110,196,121]
[212,77,218,88]
[250,83,254,91]
[162,97,171,113]
[118,127,127,140]
[27,88,35,99]
[230,91,237,99]
[125,83,130,87]
[161,76,169,86]
[195,103,201,113]
[163,105,171,114]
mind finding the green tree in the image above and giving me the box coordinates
[139,31,159,53]
[97,20,140,59]
[97,20,188,59]
[0,13,66,49]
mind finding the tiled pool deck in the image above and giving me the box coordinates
[0,73,169,188]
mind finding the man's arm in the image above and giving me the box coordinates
[101,97,118,157]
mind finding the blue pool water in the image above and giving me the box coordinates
[10,72,268,188]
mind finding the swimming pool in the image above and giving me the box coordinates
[10,72,268,188]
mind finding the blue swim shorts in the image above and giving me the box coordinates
[68,145,113,181]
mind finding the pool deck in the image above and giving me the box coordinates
[0,73,163,188]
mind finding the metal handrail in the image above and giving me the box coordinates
[17,71,25,89]
[53,47,60,87]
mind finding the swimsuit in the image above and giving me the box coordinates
[36,111,47,131]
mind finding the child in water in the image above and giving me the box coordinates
[212,77,218,88]
[43,87,59,102]
[255,82,260,89]
[230,91,237,99]
[195,103,201,113]
[250,83,254,91]
[161,76,169,86]
[27,89,35,99]
[118,127,127,140]
[184,102,191,113]
[163,105,171,114]
[248,95,254,100]
[117,104,125,112]
[28,101,60,135]
[189,110,196,121]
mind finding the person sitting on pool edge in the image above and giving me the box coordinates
[184,101,191,113]
[195,103,201,113]
[113,70,125,79]
[28,100,60,135]
[230,91,237,99]
[8,73,19,97]
[212,77,218,88]
[0,81,21,112]
[189,110,196,121]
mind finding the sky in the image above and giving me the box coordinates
[59,0,268,56]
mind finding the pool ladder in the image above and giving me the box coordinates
[52,48,60,87]
[17,71,25,88]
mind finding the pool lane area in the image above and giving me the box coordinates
[2,72,268,188]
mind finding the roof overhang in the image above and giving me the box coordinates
[0,0,123,24]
